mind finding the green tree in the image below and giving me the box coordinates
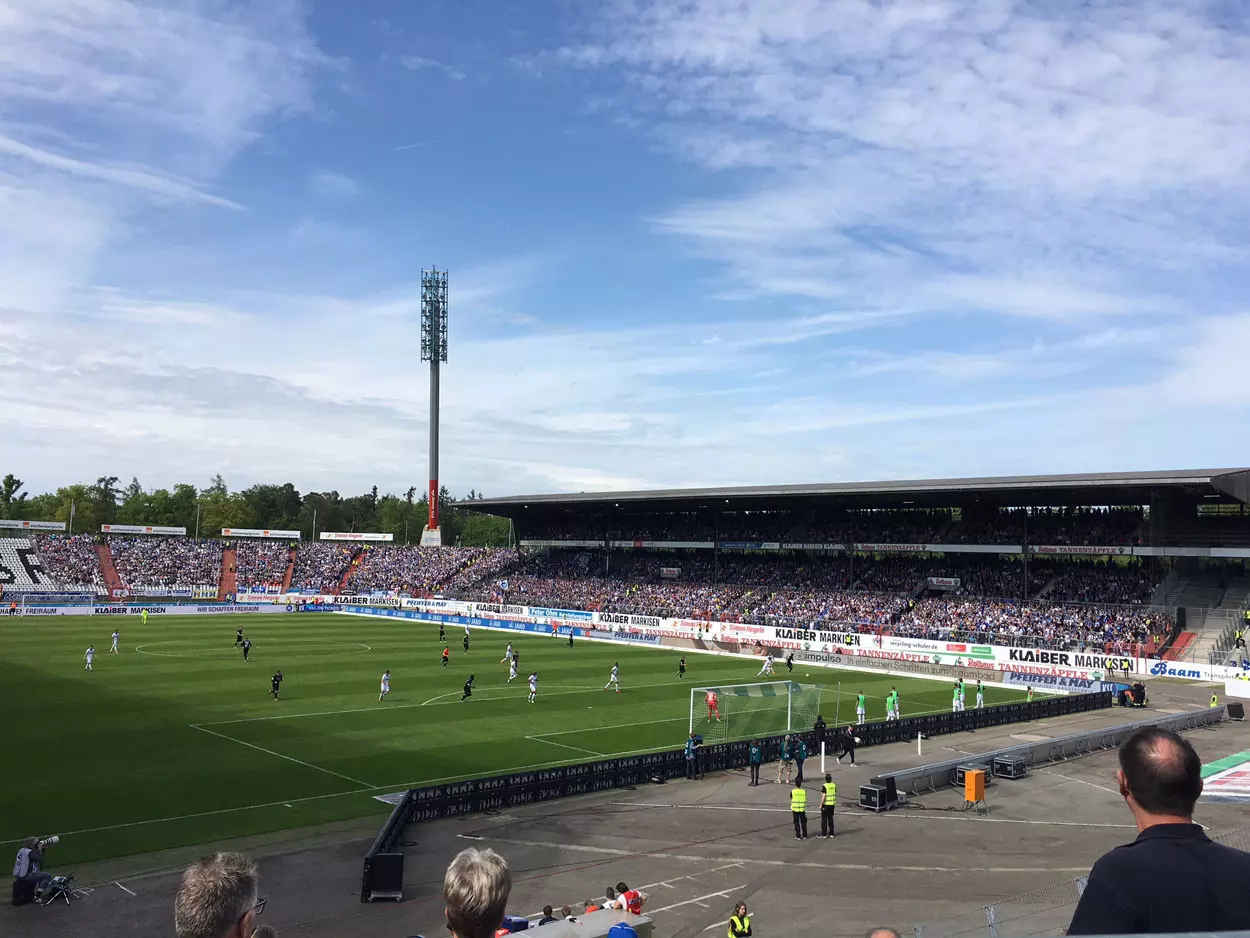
[0,474,26,518]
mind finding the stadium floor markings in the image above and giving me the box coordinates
[188,724,377,788]
[647,886,748,916]
[459,834,1091,873]
[1037,769,1121,796]
[604,802,1137,829]
[525,735,606,757]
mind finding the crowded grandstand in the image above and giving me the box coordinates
[4,469,1250,658]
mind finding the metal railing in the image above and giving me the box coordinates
[914,828,1250,938]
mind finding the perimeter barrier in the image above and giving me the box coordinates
[360,690,1112,900]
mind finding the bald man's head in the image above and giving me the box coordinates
[866,928,902,938]
[1118,727,1202,818]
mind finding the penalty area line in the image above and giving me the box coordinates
[189,724,375,788]
[526,735,605,757]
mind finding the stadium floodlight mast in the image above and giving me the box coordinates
[420,268,449,547]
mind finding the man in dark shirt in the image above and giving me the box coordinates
[1068,726,1250,934]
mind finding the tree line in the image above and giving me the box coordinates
[0,474,512,547]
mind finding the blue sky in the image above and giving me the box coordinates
[2,0,1249,498]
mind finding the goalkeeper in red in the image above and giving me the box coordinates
[705,689,722,723]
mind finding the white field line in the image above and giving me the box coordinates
[1,744,691,847]
[189,724,375,788]
[197,678,704,726]
[526,735,605,757]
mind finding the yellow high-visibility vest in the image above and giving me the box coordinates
[1211,694,1219,708]
[823,781,837,806]
[728,914,751,938]
[790,787,807,812]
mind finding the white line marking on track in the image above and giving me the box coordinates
[114,881,136,896]
[1039,770,1122,796]
[526,735,605,757]
[647,886,746,915]
[605,802,1137,828]
[473,834,1091,874]
[189,724,375,788]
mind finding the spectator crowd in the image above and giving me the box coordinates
[33,534,104,590]
[233,541,294,591]
[288,543,357,593]
[109,536,222,591]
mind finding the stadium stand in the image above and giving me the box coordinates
[234,541,295,592]
[0,537,61,591]
[289,542,358,593]
[32,534,103,591]
[108,536,222,592]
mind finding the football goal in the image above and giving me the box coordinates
[690,681,823,745]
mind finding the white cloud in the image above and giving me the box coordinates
[557,0,1250,319]
[308,169,360,202]
[400,55,466,81]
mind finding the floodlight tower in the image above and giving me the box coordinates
[420,268,448,547]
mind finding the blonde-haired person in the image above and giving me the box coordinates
[728,900,753,937]
[174,853,265,938]
[445,847,512,938]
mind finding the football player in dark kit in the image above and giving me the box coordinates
[463,632,470,654]
[271,670,283,700]
[678,657,687,680]
[438,623,445,642]
[235,626,244,647]
[242,637,252,661]
[461,674,475,701]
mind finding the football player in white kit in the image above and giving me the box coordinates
[110,630,120,653]
[508,657,519,683]
[501,642,513,664]
[975,681,985,708]
[952,683,964,712]
[84,645,95,671]
[527,671,538,703]
[379,670,391,702]
[605,663,621,693]
[757,654,775,677]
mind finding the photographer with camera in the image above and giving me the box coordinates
[12,835,57,905]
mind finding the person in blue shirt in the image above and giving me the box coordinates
[748,739,763,786]
[795,736,808,785]
[685,733,701,779]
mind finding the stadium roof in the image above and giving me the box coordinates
[474,468,1250,518]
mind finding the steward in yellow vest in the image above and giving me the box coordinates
[790,783,808,840]
[820,774,838,838]
[728,902,752,938]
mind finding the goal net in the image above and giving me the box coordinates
[690,681,823,745]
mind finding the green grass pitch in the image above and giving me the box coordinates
[0,613,1030,865]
